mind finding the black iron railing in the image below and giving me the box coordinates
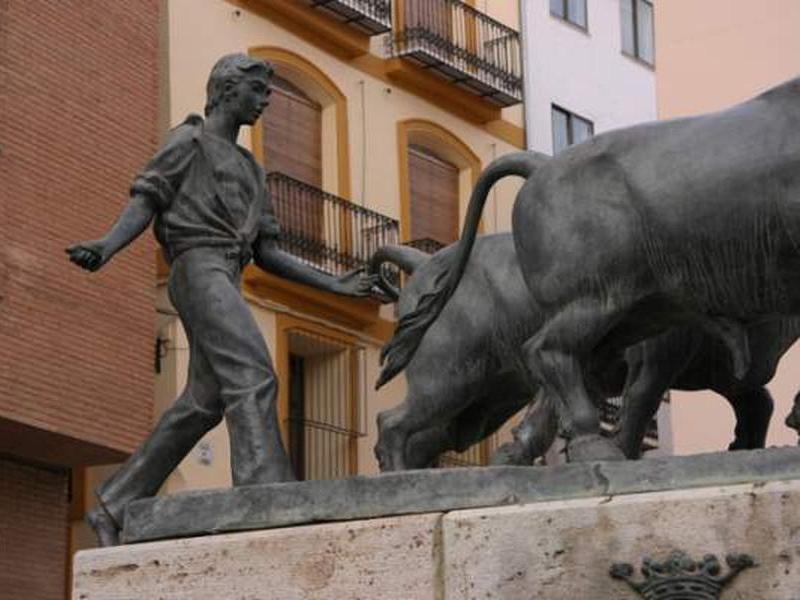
[267,171,399,276]
[600,396,660,451]
[304,0,392,34]
[390,0,522,106]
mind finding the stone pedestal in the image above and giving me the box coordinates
[73,448,800,599]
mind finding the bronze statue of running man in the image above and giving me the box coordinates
[67,54,376,546]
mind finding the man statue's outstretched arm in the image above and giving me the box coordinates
[253,239,379,297]
[66,194,155,272]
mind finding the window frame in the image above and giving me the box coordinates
[549,0,589,32]
[407,143,461,247]
[621,0,655,66]
[551,104,594,154]
[276,315,366,481]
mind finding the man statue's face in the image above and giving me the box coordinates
[224,73,272,126]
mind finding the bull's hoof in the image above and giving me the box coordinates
[489,442,532,466]
[566,434,626,463]
[610,433,643,460]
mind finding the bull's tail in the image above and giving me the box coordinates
[376,151,550,389]
[367,245,431,302]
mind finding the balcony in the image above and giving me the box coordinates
[266,171,400,276]
[389,0,523,107]
[302,0,392,34]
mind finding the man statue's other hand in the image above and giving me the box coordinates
[66,239,110,272]
[334,268,380,297]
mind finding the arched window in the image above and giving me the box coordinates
[262,75,323,187]
[249,48,351,266]
[397,119,482,247]
[408,144,460,245]
[250,47,351,198]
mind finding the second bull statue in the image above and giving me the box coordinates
[371,234,800,469]
[377,77,800,462]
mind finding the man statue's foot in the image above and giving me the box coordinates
[86,506,121,547]
[566,434,626,463]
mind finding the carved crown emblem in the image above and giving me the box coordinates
[609,550,756,599]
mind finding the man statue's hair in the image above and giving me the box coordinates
[204,53,274,117]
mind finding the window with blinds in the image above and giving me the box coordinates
[261,75,324,243]
[408,144,460,246]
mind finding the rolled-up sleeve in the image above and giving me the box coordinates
[130,117,199,212]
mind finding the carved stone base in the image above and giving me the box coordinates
[73,472,800,598]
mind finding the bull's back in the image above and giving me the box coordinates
[514,79,800,315]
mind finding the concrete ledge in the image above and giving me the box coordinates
[75,513,444,600]
[124,446,800,543]
[75,478,800,599]
[441,479,800,599]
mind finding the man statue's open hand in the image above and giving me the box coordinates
[334,267,381,297]
[66,239,110,272]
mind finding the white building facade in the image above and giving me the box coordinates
[519,0,673,454]
[521,0,656,155]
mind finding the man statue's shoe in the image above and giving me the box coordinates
[86,506,121,547]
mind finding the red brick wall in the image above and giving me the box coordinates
[0,458,69,600]
[0,1,160,459]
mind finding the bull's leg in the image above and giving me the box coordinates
[614,336,694,459]
[404,425,452,468]
[522,301,626,462]
[785,392,800,443]
[375,403,412,471]
[490,391,559,465]
[726,387,773,450]
[613,363,672,459]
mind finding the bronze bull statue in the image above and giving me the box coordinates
[371,234,799,469]
[379,78,800,461]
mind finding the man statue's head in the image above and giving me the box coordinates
[204,53,274,124]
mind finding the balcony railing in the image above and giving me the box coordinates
[389,0,523,106]
[267,171,400,277]
[303,0,392,34]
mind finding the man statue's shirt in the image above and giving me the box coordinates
[131,114,280,263]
